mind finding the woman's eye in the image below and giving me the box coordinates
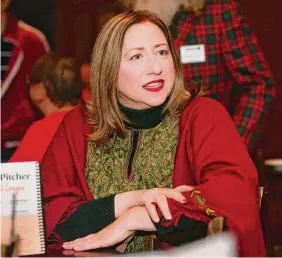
[156,50,169,56]
[130,54,142,60]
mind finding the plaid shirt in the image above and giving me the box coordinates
[170,0,275,151]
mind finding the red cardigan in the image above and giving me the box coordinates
[41,97,265,256]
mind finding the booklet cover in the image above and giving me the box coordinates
[1,161,45,255]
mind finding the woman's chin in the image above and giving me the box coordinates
[145,100,167,108]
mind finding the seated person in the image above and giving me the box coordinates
[41,11,264,256]
[10,53,82,162]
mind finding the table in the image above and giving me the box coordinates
[25,248,120,257]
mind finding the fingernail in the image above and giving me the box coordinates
[166,215,172,220]
[182,198,187,203]
[155,218,160,223]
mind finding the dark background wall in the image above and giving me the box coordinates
[8,0,56,49]
[54,0,122,64]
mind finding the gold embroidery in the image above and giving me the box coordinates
[191,190,216,217]
[86,116,179,253]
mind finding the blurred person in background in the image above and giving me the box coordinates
[80,63,91,102]
[120,0,275,154]
[10,53,83,162]
[1,0,50,162]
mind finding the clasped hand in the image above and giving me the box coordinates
[137,185,192,223]
[63,185,193,251]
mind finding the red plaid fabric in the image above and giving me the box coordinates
[170,0,275,151]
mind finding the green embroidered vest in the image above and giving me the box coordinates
[85,116,179,253]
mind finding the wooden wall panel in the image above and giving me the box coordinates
[55,0,122,64]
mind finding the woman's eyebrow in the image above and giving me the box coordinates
[124,43,168,56]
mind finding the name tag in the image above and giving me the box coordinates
[180,44,206,64]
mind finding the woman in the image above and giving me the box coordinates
[41,11,264,256]
[10,53,82,162]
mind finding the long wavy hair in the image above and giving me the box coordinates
[87,10,190,145]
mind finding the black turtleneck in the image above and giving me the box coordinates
[119,103,164,129]
[55,105,207,248]
[120,103,166,179]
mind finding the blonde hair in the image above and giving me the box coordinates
[88,10,190,144]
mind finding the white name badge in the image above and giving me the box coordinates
[180,44,206,64]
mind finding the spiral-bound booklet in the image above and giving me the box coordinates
[1,161,45,255]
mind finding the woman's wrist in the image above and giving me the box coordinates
[124,206,156,232]
[114,190,145,218]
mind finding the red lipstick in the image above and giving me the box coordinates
[142,79,164,92]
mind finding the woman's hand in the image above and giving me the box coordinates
[62,214,134,251]
[63,206,154,252]
[139,185,193,223]
[115,185,193,222]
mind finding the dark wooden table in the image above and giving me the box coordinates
[25,248,120,257]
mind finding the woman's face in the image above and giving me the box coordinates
[117,21,175,110]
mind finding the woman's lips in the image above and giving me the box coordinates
[142,80,164,92]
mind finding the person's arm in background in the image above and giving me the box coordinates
[1,25,50,143]
[220,0,275,152]
[20,20,50,54]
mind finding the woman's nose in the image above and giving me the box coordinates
[146,57,162,75]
